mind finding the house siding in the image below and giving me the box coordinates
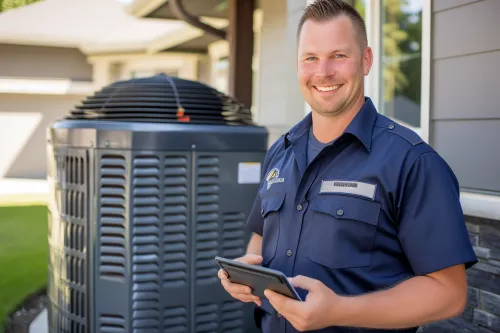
[430,0,500,194]
[0,44,91,179]
[0,94,85,179]
[0,44,92,81]
[419,1,500,331]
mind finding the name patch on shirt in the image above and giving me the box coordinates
[319,180,376,200]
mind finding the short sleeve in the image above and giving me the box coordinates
[397,151,477,276]
[246,195,264,236]
[244,135,284,236]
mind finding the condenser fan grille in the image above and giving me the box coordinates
[66,74,254,125]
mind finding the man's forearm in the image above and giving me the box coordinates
[335,273,466,329]
[246,233,262,256]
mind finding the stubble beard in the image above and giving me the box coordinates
[307,90,350,118]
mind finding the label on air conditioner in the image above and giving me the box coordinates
[237,162,261,184]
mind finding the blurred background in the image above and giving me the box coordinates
[0,0,499,333]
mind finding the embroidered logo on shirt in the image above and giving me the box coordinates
[266,168,284,190]
[319,180,376,200]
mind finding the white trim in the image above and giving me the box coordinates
[87,52,201,63]
[364,0,381,111]
[80,41,150,55]
[420,0,432,143]
[126,0,167,18]
[0,77,94,95]
[461,191,500,221]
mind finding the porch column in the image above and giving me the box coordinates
[257,0,308,146]
[228,0,254,108]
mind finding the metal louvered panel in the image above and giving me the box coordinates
[163,306,188,333]
[163,155,189,288]
[48,148,88,333]
[195,304,219,333]
[100,314,126,333]
[66,74,254,125]
[132,155,161,333]
[99,155,127,280]
[195,156,220,285]
[221,213,246,259]
[221,301,244,333]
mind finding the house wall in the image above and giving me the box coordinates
[419,1,500,332]
[0,44,92,81]
[0,44,92,180]
[430,0,500,194]
[0,94,85,179]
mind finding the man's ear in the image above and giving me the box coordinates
[363,46,373,76]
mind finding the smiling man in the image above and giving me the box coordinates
[217,1,477,332]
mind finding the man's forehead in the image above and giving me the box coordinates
[298,16,362,52]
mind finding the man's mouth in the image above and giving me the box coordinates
[314,84,342,92]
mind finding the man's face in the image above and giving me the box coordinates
[297,15,372,117]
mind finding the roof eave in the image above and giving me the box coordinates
[126,0,167,18]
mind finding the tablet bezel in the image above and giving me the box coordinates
[215,256,302,301]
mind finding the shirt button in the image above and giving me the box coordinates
[277,313,283,318]
[261,208,264,214]
[388,123,395,130]
[296,204,303,211]
[287,249,293,257]
[336,209,344,216]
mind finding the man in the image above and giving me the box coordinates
[218,0,477,332]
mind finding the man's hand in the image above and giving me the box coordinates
[218,254,263,307]
[264,275,342,331]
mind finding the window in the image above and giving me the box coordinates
[355,0,427,138]
[213,57,229,94]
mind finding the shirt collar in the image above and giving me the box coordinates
[285,97,378,152]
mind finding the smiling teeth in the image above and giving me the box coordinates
[316,85,340,92]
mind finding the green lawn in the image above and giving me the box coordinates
[0,205,48,333]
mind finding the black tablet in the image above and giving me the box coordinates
[215,256,302,301]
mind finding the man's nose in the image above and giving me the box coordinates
[314,60,336,79]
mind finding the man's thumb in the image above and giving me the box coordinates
[289,275,318,291]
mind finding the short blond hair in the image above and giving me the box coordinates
[297,0,367,49]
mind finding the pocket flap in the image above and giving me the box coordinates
[261,193,285,217]
[310,195,381,225]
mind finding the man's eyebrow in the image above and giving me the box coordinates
[300,49,351,57]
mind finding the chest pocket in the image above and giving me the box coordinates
[308,195,381,269]
[260,193,285,265]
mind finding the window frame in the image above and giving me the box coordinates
[365,0,432,143]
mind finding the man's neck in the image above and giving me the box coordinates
[311,95,365,144]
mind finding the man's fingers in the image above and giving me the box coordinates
[220,278,255,297]
[224,282,252,295]
[289,275,320,291]
[265,289,302,321]
[218,269,228,279]
[236,253,263,265]
[230,293,260,303]
[264,289,285,313]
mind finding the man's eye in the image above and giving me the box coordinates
[334,54,346,59]
[305,57,317,61]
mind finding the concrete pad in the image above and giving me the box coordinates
[29,308,48,333]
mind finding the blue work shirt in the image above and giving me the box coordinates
[246,97,477,333]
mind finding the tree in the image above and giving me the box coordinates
[0,0,43,12]
[351,0,410,102]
